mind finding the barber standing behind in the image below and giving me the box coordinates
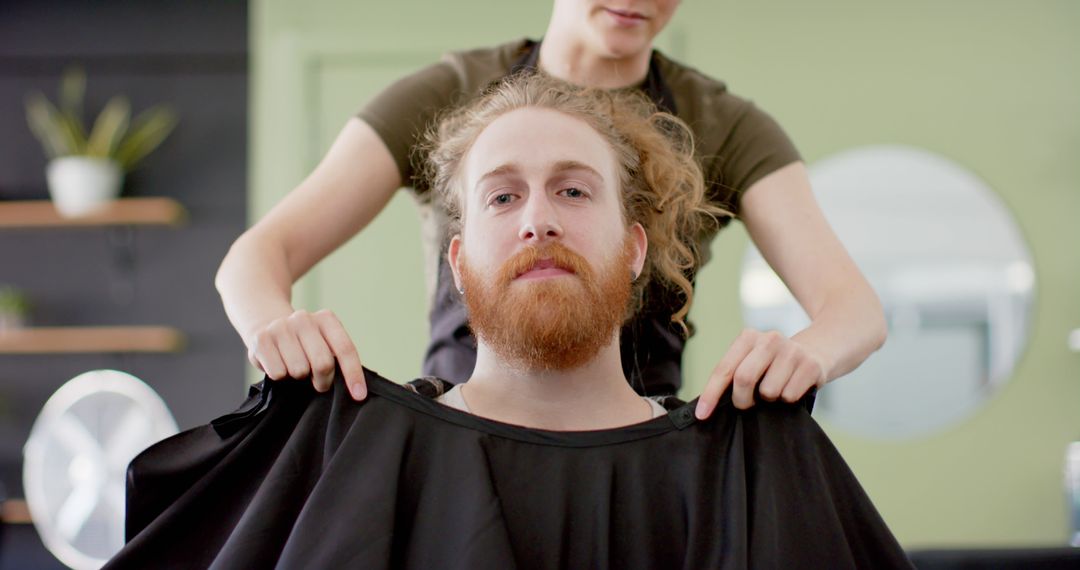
[215,0,887,419]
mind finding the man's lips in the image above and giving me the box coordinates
[515,259,575,280]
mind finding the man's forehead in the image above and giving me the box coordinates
[463,108,617,188]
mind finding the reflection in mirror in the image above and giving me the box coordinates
[740,145,1034,439]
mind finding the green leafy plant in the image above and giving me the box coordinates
[0,286,30,317]
[24,67,179,170]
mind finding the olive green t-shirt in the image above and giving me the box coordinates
[357,39,801,394]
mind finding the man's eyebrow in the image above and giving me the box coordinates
[550,160,604,182]
[476,164,521,188]
[474,161,605,189]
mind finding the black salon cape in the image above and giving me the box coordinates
[105,369,913,569]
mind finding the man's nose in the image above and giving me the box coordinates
[518,193,563,242]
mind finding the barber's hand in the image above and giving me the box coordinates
[695,329,828,418]
[247,309,367,400]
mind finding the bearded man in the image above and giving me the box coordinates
[106,75,913,569]
[424,71,730,432]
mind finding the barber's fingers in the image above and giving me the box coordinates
[252,347,287,381]
[248,310,366,400]
[247,346,263,373]
[697,330,754,419]
[250,326,289,380]
[730,331,785,409]
[292,312,337,393]
[781,357,826,404]
[314,310,367,400]
[758,345,797,402]
[274,321,314,384]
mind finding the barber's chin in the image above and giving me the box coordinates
[591,20,653,57]
[602,39,651,64]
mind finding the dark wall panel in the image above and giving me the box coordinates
[0,4,248,567]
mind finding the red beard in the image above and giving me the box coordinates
[459,239,634,371]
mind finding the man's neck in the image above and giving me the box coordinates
[463,339,654,430]
[537,31,652,89]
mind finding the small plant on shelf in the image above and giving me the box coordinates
[24,67,179,217]
[0,286,31,331]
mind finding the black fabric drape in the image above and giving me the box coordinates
[105,369,913,569]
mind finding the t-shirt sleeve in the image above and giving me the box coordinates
[728,101,801,195]
[706,99,802,218]
[355,59,463,193]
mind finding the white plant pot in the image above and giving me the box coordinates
[45,156,124,217]
[0,312,26,331]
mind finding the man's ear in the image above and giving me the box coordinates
[447,234,465,291]
[628,222,648,280]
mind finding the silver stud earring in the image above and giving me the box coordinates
[457,286,465,295]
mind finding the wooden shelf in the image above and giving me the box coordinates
[0,326,185,354]
[1,499,31,524]
[0,197,187,228]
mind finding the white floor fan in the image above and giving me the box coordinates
[23,370,178,569]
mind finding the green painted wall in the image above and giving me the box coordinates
[252,0,1080,548]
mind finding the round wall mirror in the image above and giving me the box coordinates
[740,145,1034,439]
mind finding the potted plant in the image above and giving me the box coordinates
[24,67,179,217]
[0,286,31,331]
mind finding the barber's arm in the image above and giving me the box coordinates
[695,161,887,418]
[215,118,401,401]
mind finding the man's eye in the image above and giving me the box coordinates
[560,187,586,199]
[491,193,516,206]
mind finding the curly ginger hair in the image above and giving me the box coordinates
[422,73,730,335]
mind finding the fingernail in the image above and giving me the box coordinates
[350,384,366,400]
[695,401,709,419]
